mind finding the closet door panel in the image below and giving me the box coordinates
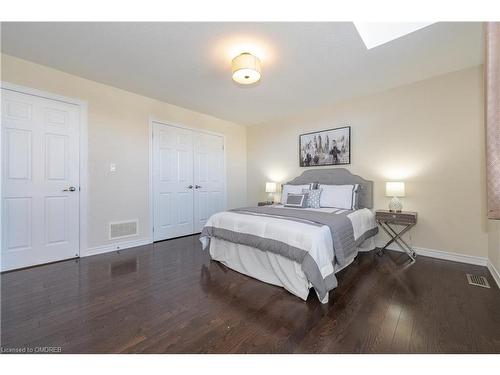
[193,133,225,233]
[153,123,194,240]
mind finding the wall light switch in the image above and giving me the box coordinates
[110,163,116,173]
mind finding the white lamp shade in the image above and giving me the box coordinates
[385,182,405,197]
[265,182,277,193]
[232,53,261,85]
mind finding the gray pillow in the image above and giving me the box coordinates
[302,188,322,208]
[284,193,309,208]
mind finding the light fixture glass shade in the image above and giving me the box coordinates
[265,182,277,193]
[232,53,261,84]
[386,182,405,197]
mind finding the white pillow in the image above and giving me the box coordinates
[280,183,314,205]
[319,184,359,209]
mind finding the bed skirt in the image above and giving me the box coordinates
[209,236,375,304]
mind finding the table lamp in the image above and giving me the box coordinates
[386,181,405,212]
[265,182,277,203]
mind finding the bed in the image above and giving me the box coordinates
[200,168,378,304]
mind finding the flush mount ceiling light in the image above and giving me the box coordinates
[231,52,261,85]
[354,22,435,49]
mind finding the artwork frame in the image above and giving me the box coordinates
[299,126,351,167]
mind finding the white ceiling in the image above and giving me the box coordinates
[1,22,483,125]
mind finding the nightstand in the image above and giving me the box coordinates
[258,201,274,206]
[375,210,418,261]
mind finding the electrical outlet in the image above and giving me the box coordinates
[110,163,116,173]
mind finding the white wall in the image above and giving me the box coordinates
[1,54,248,251]
[247,66,490,259]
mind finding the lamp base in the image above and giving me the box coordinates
[267,192,275,204]
[389,197,403,212]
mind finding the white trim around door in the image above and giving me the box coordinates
[148,116,227,242]
[0,81,88,269]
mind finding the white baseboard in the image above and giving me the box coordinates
[487,260,500,288]
[377,239,488,266]
[83,238,152,257]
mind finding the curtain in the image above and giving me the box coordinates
[485,22,500,219]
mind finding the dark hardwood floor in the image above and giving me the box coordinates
[1,235,499,353]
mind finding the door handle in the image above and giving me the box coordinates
[63,186,76,192]
[195,185,202,189]
[187,185,193,189]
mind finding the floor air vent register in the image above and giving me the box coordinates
[466,274,491,288]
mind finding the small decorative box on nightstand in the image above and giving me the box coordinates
[258,201,274,206]
[375,210,418,261]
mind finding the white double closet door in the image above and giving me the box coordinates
[1,88,81,271]
[152,122,225,241]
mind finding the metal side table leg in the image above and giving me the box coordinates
[378,221,416,261]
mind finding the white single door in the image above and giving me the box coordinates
[193,132,225,233]
[1,89,80,271]
[153,122,194,241]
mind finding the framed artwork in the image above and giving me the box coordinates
[299,126,350,167]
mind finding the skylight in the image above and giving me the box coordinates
[354,22,435,49]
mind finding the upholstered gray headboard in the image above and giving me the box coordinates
[286,168,374,209]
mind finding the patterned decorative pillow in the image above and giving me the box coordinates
[284,193,309,208]
[302,188,322,208]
